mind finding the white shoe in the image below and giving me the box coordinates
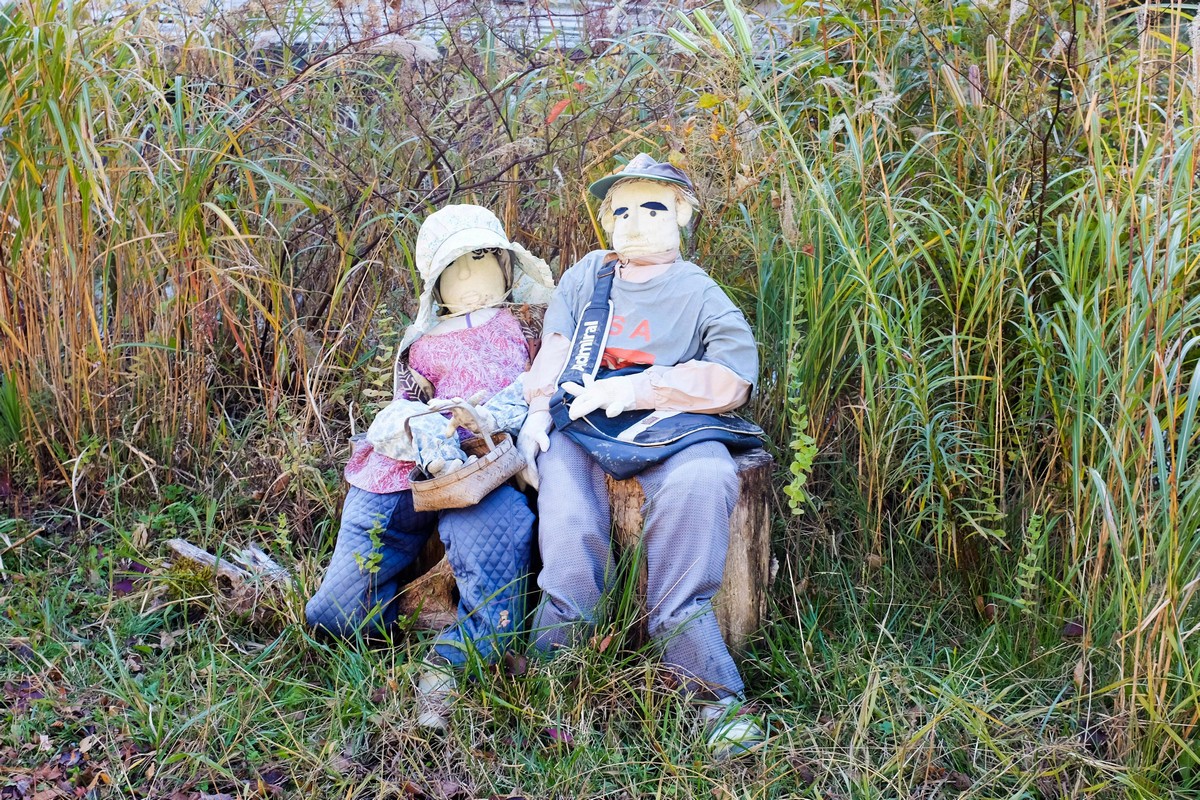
[699,697,766,759]
[415,662,456,731]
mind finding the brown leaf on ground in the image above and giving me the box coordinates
[501,652,527,677]
[3,679,45,710]
[1061,620,1084,638]
[257,768,286,796]
[438,779,466,799]
[399,780,425,798]
[923,765,946,782]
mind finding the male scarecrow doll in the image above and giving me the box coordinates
[306,204,554,730]
[519,155,766,756]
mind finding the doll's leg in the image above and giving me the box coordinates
[306,487,437,638]
[530,431,615,652]
[431,484,535,665]
[636,442,744,699]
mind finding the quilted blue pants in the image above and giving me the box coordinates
[306,484,534,665]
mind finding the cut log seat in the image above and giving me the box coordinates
[398,448,775,651]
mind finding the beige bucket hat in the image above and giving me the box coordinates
[398,204,555,354]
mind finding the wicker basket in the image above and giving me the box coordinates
[405,405,525,512]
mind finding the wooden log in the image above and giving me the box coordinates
[404,448,775,651]
[165,538,292,625]
[395,545,459,631]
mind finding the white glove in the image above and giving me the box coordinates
[516,410,553,490]
[561,374,637,420]
[429,396,496,437]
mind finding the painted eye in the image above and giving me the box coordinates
[649,211,657,217]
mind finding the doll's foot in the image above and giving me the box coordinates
[426,457,465,478]
[699,697,766,759]
[415,658,456,731]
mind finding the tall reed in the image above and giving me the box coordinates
[665,0,1200,775]
[2,0,1197,777]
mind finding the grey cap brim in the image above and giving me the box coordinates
[588,171,694,200]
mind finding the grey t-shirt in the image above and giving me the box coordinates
[543,250,758,386]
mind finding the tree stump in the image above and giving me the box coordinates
[400,449,774,650]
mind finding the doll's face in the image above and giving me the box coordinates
[437,248,508,315]
[602,180,693,259]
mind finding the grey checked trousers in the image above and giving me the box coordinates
[531,431,745,698]
[306,484,534,666]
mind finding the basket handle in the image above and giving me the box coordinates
[402,402,497,454]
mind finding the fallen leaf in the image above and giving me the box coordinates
[78,735,97,754]
[501,652,527,677]
[438,779,465,799]
[110,579,136,597]
[1062,619,1084,638]
[4,679,45,710]
[257,768,285,790]
[542,727,573,746]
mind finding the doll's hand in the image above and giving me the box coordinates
[516,410,552,489]
[428,395,495,437]
[561,374,637,419]
[443,404,497,437]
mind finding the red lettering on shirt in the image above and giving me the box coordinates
[610,316,624,336]
[602,347,655,369]
[630,320,652,342]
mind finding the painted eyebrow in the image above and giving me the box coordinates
[613,206,628,215]
[641,201,669,210]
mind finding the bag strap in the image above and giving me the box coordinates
[555,259,618,388]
